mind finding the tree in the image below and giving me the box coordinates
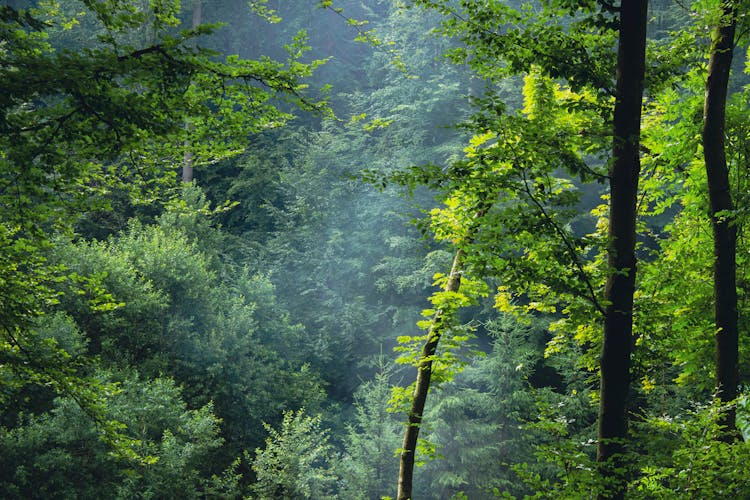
[0,373,239,499]
[390,166,497,500]
[196,0,474,404]
[386,0,651,496]
[628,0,749,448]
[251,409,339,499]
[182,0,203,184]
[340,358,401,499]
[416,318,544,498]
[52,194,327,459]
[597,2,648,496]
[0,0,326,452]
[397,249,467,500]
[702,0,740,437]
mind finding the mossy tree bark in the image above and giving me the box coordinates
[397,249,465,500]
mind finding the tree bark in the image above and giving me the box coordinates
[702,0,738,438]
[397,249,464,500]
[182,0,202,184]
[596,0,648,498]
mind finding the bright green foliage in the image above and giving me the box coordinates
[375,1,719,495]
[391,270,488,395]
[382,65,611,485]
[2,0,749,497]
[251,409,339,499]
[387,67,609,369]
[631,400,750,498]
[634,40,750,400]
[394,0,719,383]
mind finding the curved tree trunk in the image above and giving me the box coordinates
[702,0,738,439]
[596,0,648,498]
[397,249,464,500]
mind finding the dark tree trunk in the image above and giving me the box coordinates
[596,0,648,498]
[182,0,202,183]
[397,249,464,500]
[702,0,738,438]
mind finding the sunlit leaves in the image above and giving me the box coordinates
[249,0,282,24]
[1,1,329,238]
[391,268,488,419]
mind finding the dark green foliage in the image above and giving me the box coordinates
[197,6,473,395]
[416,318,541,498]
[340,359,402,499]
[54,196,326,448]
[631,400,750,498]
[251,409,340,499]
[0,1,325,236]
[0,374,237,499]
[0,0,327,458]
[2,0,750,497]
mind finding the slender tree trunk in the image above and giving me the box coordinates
[182,0,202,184]
[702,0,738,438]
[397,249,465,500]
[596,0,648,498]
[182,133,195,183]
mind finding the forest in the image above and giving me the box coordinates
[1,0,749,498]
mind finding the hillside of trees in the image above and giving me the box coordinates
[1,0,749,498]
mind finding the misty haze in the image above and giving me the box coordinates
[1,1,749,498]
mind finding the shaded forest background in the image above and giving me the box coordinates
[1,0,749,498]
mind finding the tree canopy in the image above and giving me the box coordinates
[1,0,749,498]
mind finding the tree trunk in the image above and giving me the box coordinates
[596,0,648,498]
[182,0,202,184]
[397,249,464,500]
[702,0,738,438]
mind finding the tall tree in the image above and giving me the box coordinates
[0,0,326,455]
[391,169,496,499]
[252,409,339,499]
[702,0,740,437]
[397,249,466,500]
[388,0,652,496]
[340,359,401,499]
[597,1,649,496]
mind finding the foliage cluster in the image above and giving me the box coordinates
[1,0,750,498]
